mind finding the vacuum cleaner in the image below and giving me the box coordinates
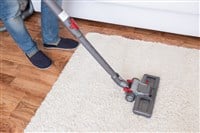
[44,0,160,118]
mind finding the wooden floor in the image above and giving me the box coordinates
[0,13,199,132]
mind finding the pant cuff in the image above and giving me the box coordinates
[26,46,39,57]
[44,38,61,46]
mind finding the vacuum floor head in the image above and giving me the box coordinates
[124,74,160,118]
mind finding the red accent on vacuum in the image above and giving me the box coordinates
[70,18,79,30]
[123,79,133,93]
[123,87,133,93]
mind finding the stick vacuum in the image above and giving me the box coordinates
[44,0,160,118]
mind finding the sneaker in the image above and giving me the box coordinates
[26,51,52,69]
[43,38,79,50]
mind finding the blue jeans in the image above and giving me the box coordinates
[0,0,62,56]
[41,0,62,45]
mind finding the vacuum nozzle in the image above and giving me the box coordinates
[124,74,160,118]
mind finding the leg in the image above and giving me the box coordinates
[41,0,62,45]
[0,0,38,56]
[41,0,79,50]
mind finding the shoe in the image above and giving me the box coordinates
[43,38,79,50]
[26,51,52,69]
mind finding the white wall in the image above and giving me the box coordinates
[32,0,199,37]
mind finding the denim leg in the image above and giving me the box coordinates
[41,0,62,45]
[0,0,38,56]
[4,16,38,56]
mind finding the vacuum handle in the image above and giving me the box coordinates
[43,0,128,88]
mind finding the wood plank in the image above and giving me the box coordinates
[0,73,15,84]
[11,76,51,98]
[0,60,19,77]
[0,116,25,133]
[0,82,25,118]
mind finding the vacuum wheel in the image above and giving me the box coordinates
[125,92,136,102]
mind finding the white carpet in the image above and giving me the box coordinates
[25,33,199,132]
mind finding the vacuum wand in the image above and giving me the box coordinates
[43,0,128,88]
[44,0,160,118]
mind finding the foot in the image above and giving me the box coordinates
[26,51,52,69]
[43,38,79,50]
